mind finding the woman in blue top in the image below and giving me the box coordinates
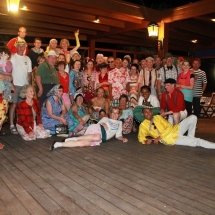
[69,60,83,97]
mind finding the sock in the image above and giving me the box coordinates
[65,137,78,142]
[10,125,15,128]
[54,142,63,148]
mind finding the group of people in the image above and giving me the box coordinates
[0,26,214,151]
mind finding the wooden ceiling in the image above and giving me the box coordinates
[0,0,215,55]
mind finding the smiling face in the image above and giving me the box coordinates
[61,41,68,49]
[57,88,64,98]
[142,108,153,120]
[122,59,129,68]
[49,40,57,49]
[97,88,105,98]
[58,63,65,72]
[114,58,122,69]
[16,44,26,55]
[130,65,137,74]
[165,83,175,93]
[34,39,42,49]
[166,58,173,66]
[47,56,57,66]
[146,59,154,69]
[18,27,27,39]
[26,86,34,99]
[192,60,200,70]
[141,87,150,101]
[86,61,94,70]
[110,108,120,120]
[182,61,190,72]
[75,95,83,105]
[119,97,127,107]
[73,61,81,70]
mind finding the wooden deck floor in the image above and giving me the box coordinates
[0,117,215,215]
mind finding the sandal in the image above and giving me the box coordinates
[10,126,18,135]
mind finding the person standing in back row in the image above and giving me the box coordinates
[191,58,207,118]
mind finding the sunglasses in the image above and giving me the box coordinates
[108,61,114,63]
[152,123,157,129]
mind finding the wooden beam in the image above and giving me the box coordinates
[0,7,110,32]
[0,15,97,36]
[57,0,160,21]
[24,0,145,24]
[162,0,215,23]
[171,20,215,38]
[169,27,215,42]
[20,1,125,29]
[92,20,149,40]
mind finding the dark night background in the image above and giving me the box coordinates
[123,0,200,10]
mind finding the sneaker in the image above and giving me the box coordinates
[10,126,18,135]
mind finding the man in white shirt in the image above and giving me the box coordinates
[9,40,32,134]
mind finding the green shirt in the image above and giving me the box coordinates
[36,62,59,84]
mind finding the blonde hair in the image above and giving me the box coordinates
[60,38,70,47]
[19,85,33,99]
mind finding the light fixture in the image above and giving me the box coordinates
[94,16,100,23]
[6,0,20,12]
[147,21,159,37]
[191,39,197,43]
[211,19,215,22]
[20,5,28,10]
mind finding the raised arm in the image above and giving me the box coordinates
[70,30,80,56]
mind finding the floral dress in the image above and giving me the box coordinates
[69,70,83,95]
[41,96,75,134]
[82,71,97,103]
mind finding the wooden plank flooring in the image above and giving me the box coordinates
[0,117,215,215]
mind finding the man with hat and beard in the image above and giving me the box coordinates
[138,105,215,149]
[160,78,187,125]
[157,53,179,100]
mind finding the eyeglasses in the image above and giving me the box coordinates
[152,123,157,129]
[108,61,114,63]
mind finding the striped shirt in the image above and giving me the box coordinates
[192,69,207,97]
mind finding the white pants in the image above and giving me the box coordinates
[168,109,187,125]
[174,115,215,149]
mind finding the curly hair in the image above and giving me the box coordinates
[19,85,33,99]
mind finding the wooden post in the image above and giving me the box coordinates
[89,39,95,59]
[158,21,169,58]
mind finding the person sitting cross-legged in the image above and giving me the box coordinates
[138,105,215,149]
[50,107,128,150]
[16,85,49,141]
[160,78,187,125]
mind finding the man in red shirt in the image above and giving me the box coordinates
[160,78,187,125]
[7,27,28,55]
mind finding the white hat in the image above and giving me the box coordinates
[71,51,81,57]
[14,39,27,47]
[145,57,154,61]
[47,50,58,57]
